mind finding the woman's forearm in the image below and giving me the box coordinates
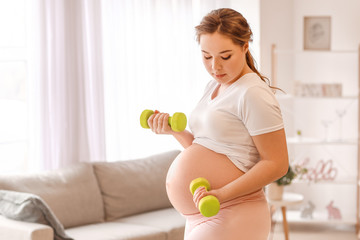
[220,158,288,202]
[219,129,289,202]
[171,130,194,148]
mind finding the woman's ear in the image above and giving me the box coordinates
[242,42,249,53]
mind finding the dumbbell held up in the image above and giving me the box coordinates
[140,109,187,132]
[190,177,220,217]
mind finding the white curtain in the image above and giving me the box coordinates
[101,0,259,161]
[28,0,106,171]
[101,0,203,161]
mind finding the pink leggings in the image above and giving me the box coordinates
[183,189,270,240]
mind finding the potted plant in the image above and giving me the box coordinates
[267,165,307,200]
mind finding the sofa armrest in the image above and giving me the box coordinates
[0,215,53,240]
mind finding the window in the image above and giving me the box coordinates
[0,0,28,173]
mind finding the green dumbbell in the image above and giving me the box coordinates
[140,109,187,132]
[189,177,220,217]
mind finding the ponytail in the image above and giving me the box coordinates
[245,51,269,85]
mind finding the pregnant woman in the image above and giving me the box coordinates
[147,8,289,240]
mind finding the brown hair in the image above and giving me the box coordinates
[195,8,271,86]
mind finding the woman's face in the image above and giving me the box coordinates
[199,32,250,86]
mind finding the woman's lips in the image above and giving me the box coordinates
[214,73,226,78]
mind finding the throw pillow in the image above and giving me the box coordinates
[0,190,73,240]
[0,163,105,228]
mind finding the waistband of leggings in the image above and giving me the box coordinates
[182,188,266,218]
[220,188,266,208]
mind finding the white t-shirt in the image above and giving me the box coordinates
[189,73,284,172]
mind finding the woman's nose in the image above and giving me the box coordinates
[211,58,222,71]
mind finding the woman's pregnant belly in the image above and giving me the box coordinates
[166,143,245,215]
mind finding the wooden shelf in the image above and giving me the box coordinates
[273,210,356,225]
[287,137,358,145]
[273,49,358,55]
[293,178,357,185]
[276,94,359,100]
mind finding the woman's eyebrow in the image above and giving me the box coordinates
[201,50,233,54]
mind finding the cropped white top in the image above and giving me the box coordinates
[189,73,284,172]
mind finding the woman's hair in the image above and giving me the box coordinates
[195,8,271,86]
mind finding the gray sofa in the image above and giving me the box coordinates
[0,150,185,240]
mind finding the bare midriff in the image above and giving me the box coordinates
[166,143,245,215]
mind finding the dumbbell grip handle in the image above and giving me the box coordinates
[149,114,172,127]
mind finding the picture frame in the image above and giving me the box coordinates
[304,16,331,51]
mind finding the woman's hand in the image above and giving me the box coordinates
[147,110,195,148]
[147,110,173,135]
[192,187,224,209]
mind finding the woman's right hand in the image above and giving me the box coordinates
[147,110,173,135]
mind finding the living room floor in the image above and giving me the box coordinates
[270,222,358,240]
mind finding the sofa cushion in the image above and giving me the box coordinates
[0,190,73,240]
[0,163,104,228]
[93,150,180,220]
[116,208,185,240]
[65,221,166,240]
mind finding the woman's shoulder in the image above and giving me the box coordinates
[232,73,277,105]
[238,73,268,88]
[231,73,269,95]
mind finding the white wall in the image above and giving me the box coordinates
[293,0,360,51]
[260,0,360,223]
[260,0,360,138]
[261,0,360,70]
[260,0,294,78]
